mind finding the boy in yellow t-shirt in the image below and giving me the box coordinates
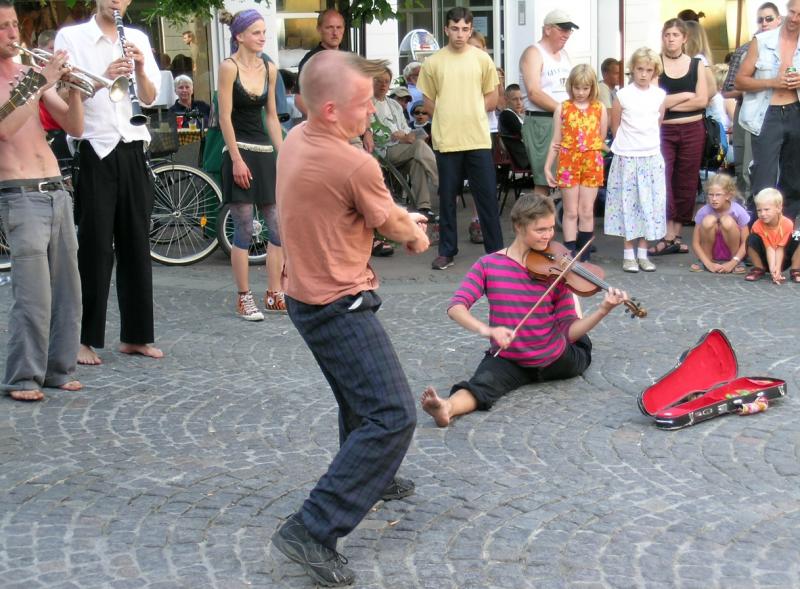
[417,6,503,270]
[746,188,800,284]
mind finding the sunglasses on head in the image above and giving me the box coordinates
[757,15,776,24]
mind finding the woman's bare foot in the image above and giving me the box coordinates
[119,343,164,359]
[58,380,83,391]
[9,389,45,402]
[421,386,452,427]
[78,345,102,365]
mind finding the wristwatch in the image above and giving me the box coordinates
[732,256,741,262]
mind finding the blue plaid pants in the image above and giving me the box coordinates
[286,291,417,549]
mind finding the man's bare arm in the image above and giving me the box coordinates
[519,45,558,112]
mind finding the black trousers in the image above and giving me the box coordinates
[76,141,154,348]
[286,292,416,549]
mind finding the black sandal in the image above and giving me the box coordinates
[648,238,681,256]
[371,239,394,257]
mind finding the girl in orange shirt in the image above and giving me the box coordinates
[545,64,608,261]
[746,188,800,284]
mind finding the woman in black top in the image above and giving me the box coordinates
[651,18,708,256]
[218,10,285,319]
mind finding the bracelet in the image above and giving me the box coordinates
[733,256,741,262]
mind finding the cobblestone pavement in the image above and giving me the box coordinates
[1,210,799,589]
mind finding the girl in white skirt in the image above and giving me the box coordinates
[605,48,668,273]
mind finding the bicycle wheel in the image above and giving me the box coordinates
[216,204,268,266]
[149,163,222,266]
[0,212,10,272]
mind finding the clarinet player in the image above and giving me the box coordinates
[55,0,163,366]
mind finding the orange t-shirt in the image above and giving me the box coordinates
[752,215,793,249]
[276,122,394,305]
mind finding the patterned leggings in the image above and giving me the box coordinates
[227,202,281,249]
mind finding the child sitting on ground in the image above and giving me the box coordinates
[690,173,749,273]
[420,194,628,427]
[746,187,800,284]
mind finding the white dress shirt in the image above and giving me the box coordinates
[55,15,161,159]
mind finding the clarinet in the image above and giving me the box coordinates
[113,9,148,126]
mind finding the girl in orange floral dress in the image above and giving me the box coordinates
[544,64,607,260]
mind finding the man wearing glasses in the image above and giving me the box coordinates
[723,2,782,196]
[736,0,800,220]
[519,9,578,196]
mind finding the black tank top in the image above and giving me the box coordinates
[226,56,270,144]
[659,57,704,121]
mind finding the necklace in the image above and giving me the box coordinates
[663,51,684,60]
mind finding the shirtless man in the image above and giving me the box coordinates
[736,0,800,220]
[0,0,84,401]
[519,9,578,195]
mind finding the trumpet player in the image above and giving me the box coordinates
[0,0,84,402]
[55,0,163,366]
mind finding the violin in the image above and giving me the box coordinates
[524,241,647,319]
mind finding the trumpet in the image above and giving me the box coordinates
[13,43,129,102]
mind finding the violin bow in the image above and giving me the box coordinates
[493,237,594,358]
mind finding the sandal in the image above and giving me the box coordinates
[372,239,394,257]
[733,264,747,275]
[791,269,800,283]
[648,238,680,256]
[689,260,705,272]
[673,237,690,254]
[744,267,766,282]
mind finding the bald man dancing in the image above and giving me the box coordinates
[270,51,430,587]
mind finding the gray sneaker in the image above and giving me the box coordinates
[637,257,656,272]
[432,255,454,270]
[272,513,355,587]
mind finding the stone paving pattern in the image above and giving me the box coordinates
[1,211,799,589]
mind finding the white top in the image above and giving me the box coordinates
[373,97,410,136]
[55,15,161,159]
[521,41,571,112]
[611,84,666,157]
[707,94,730,129]
[487,109,498,133]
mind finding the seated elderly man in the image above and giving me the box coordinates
[168,75,211,128]
[371,66,439,218]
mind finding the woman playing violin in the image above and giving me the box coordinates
[421,194,628,427]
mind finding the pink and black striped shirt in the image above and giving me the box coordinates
[449,252,578,367]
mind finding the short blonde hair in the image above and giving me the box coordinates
[754,187,783,207]
[566,63,598,102]
[627,47,663,78]
[705,173,743,204]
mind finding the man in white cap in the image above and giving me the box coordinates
[519,9,579,195]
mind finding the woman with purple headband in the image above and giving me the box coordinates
[218,9,286,320]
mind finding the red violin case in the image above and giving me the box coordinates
[638,329,787,430]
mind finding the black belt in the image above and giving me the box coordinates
[0,180,66,195]
[525,110,553,117]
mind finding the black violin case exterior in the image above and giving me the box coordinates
[637,329,787,430]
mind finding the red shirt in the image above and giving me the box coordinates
[38,102,61,132]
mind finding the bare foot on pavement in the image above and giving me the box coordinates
[58,380,83,391]
[9,389,45,402]
[421,386,452,427]
[119,343,164,359]
[78,345,102,366]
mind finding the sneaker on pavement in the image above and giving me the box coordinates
[622,259,639,273]
[468,220,484,244]
[237,291,264,321]
[272,513,355,587]
[380,476,415,501]
[264,290,288,313]
[637,257,656,272]
[431,255,454,270]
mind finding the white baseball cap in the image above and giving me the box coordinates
[544,9,579,30]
